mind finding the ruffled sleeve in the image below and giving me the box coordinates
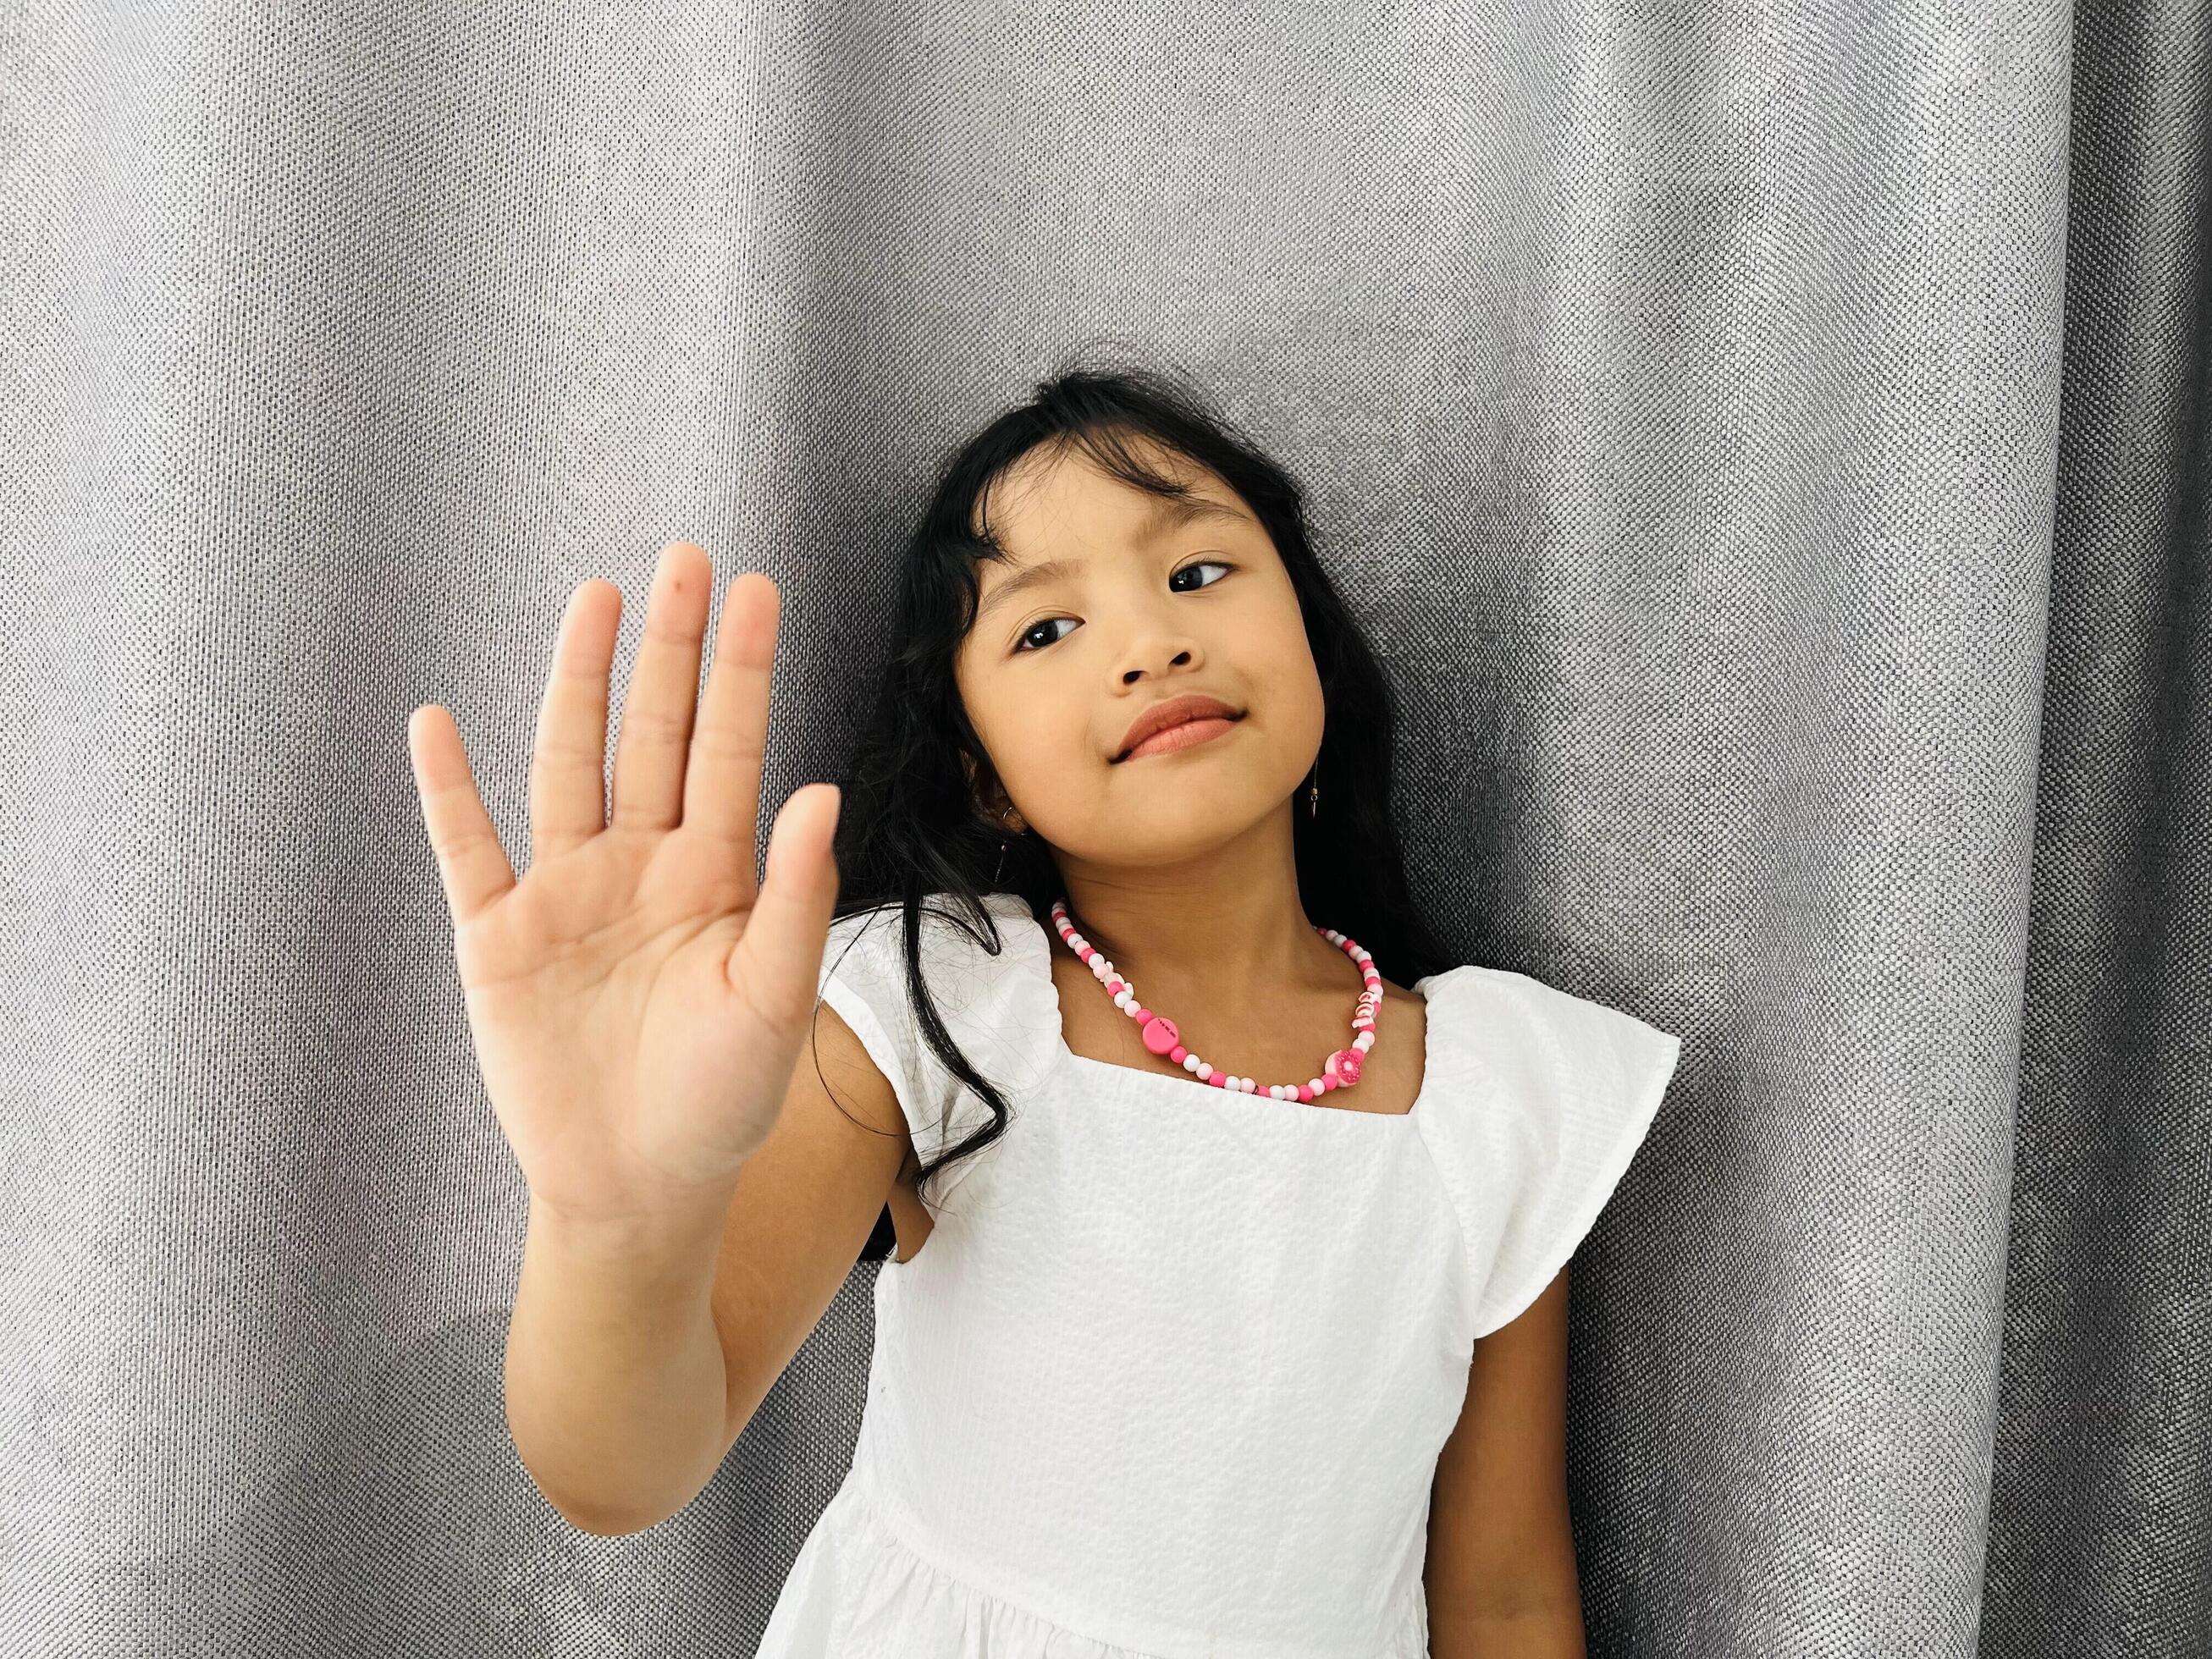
[1413,965,1684,1340]
[813,890,1062,1182]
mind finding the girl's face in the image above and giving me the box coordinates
[952,438,1326,879]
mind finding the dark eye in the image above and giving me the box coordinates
[1170,559,1232,594]
[1012,560,1233,654]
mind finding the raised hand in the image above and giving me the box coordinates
[406,542,841,1232]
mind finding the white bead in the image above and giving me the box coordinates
[1309,1078,1326,1093]
[1240,1077,1254,1093]
[1354,1032,1375,1051]
[1183,1054,1200,1072]
[1196,1062,1212,1080]
[1115,990,1132,1011]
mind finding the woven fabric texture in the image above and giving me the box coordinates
[0,3,2202,1656]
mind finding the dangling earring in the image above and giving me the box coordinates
[992,834,1008,885]
[1308,760,1320,818]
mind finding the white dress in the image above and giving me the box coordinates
[754,890,1682,1658]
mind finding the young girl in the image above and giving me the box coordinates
[407,364,1682,1656]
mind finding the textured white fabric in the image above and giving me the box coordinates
[758,891,1682,1656]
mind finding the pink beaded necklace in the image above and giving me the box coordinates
[1048,896,1381,1102]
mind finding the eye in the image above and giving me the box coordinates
[1012,560,1233,655]
[1170,559,1233,594]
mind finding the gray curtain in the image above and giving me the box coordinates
[2,3,2202,1655]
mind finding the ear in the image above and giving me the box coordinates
[963,749,1026,835]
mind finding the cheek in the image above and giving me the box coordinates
[983,690,1097,784]
[1236,615,1326,724]
[1236,588,1316,673]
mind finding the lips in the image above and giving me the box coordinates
[1115,694,1243,762]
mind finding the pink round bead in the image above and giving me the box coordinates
[1296,1084,1315,1103]
[1208,1072,1227,1088]
[1169,1044,1189,1063]
[1108,980,1125,995]
[1141,1014,1180,1055]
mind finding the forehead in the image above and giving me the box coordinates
[969,437,1241,548]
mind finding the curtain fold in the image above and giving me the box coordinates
[0,3,2199,1654]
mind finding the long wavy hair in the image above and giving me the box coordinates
[819,348,1455,1266]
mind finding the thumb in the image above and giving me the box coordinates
[734,782,842,1021]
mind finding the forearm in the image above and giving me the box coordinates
[1428,1599,1586,1659]
[504,1194,732,1535]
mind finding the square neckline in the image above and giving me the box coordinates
[1010,906,1450,1126]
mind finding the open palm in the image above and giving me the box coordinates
[405,543,841,1229]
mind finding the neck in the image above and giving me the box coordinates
[1043,827,1359,1016]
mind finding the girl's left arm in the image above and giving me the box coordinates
[1422,1265,1587,1658]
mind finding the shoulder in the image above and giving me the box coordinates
[814,892,1062,1163]
[822,891,1052,1019]
[1417,964,1682,1132]
[1414,963,1685,1339]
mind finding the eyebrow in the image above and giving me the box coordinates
[977,494,1252,624]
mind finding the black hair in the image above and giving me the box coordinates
[816,344,1455,1267]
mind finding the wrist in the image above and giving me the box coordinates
[523,1188,730,1312]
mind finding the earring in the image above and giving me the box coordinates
[1308,762,1319,818]
[993,835,1008,885]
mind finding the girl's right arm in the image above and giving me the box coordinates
[406,543,889,1535]
[504,995,910,1536]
